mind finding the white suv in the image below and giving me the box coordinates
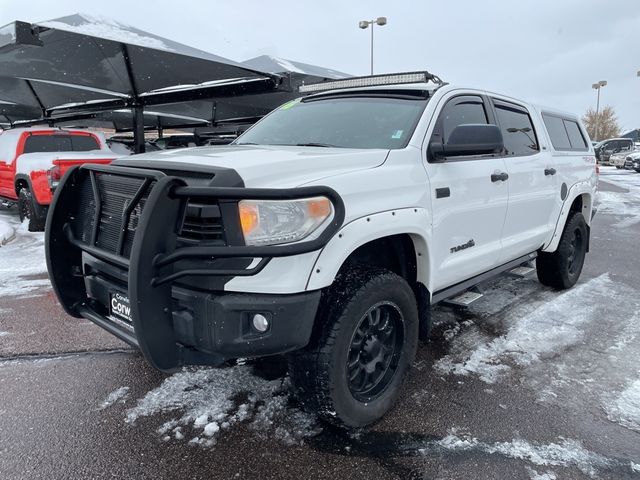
[46,72,598,427]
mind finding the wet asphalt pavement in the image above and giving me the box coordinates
[1,167,639,480]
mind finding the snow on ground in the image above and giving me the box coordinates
[435,274,614,383]
[120,365,319,447]
[98,386,130,410]
[0,208,49,298]
[525,467,557,480]
[597,167,640,228]
[0,218,14,245]
[430,431,617,477]
[605,379,640,433]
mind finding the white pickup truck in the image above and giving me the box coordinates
[46,72,598,427]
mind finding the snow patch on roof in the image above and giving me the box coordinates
[0,22,16,44]
[242,55,350,79]
[269,56,305,74]
[38,13,176,52]
[124,365,319,447]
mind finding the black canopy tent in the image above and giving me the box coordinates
[0,14,348,151]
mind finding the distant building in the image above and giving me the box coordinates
[621,129,640,142]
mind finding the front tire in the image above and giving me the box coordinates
[288,266,418,428]
[18,188,46,232]
[536,212,588,290]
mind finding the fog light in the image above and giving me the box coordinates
[252,313,270,333]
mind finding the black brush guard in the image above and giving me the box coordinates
[45,164,345,370]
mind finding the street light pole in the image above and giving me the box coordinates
[359,16,387,75]
[592,80,607,141]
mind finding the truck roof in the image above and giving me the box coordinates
[302,77,582,124]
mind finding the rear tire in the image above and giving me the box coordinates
[288,266,418,428]
[18,188,46,232]
[536,212,588,290]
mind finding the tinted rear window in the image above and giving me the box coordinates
[494,102,539,156]
[23,134,99,154]
[71,135,100,151]
[563,120,587,150]
[542,114,571,150]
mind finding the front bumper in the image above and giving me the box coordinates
[81,252,321,364]
[45,164,344,371]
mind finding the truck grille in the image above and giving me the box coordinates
[72,173,155,258]
[179,203,226,244]
[72,173,226,258]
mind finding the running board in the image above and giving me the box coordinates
[432,252,538,305]
[507,265,536,278]
[443,290,484,307]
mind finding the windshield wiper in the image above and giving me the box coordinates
[295,142,339,148]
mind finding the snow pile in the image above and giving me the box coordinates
[435,432,611,477]
[39,14,175,52]
[525,468,556,480]
[124,366,319,447]
[0,219,14,245]
[0,210,49,298]
[605,379,640,432]
[98,386,130,410]
[435,274,612,383]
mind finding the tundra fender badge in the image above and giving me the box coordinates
[450,239,475,254]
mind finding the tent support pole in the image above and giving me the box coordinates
[133,105,145,154]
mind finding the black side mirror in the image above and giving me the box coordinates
[430,124,504,160]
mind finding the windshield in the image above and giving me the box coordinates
[235,95,428,149]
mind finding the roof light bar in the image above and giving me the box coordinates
[299,71,444,93]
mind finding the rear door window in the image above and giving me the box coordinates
[492,100,539,156]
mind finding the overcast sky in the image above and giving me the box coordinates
[1,0,639,132]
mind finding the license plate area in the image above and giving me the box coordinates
[109,291,132,324]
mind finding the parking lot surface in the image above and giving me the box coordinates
[1,167,639,479]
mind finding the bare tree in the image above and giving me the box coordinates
[582,105,620,141]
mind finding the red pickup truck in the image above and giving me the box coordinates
[0,128,117,231]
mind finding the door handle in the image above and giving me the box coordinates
[544,168,557,176]
[491,171,509,182]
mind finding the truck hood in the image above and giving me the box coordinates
[113,145,389,188]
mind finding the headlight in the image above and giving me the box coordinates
[238,196,333,246]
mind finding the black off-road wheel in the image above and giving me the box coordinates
[18,188,46,232]
[536,212,588,290]
[288,266,419,428]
